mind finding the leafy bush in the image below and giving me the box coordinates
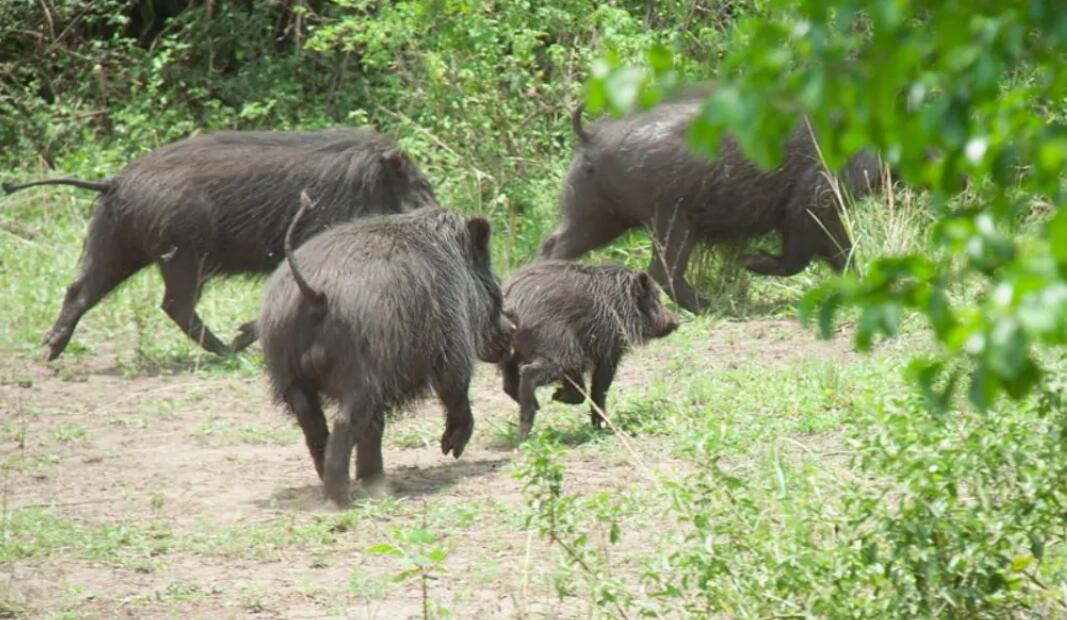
[592,0,1067,407]
[1,0,737,267]
[563,0,1067,615]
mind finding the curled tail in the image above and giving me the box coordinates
[285,191,327,311]
[571,103,591,146]
[2,178,112,195]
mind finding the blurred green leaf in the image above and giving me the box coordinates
[368,543,402,557]
[1049,207,1067,267]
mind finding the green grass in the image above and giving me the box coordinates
[501,315,1067,616]
[347,568,394,600]
[1,452,61,473]
[51,425,88,444]
[0,507,172,569]
[3,2,1060,616]
[1,498,411,567]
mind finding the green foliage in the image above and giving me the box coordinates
[513,435,632,613]
[838,384,1067,616]
[594,0,1067,408]
[1,507,172,569]
[369,513,452,619]
[582,1,1067,616]
[506,339,1067,617]
[51,425,87,443]
[0,0,735,270]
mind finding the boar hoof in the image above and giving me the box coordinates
[440,421,473,458]
[361,475,388,500]
[324,480,351,508]
[230,322,258,352]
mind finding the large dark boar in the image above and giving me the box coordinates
[2,128,437,360]
[539,92,883,312]
[498,261,679,440]
[258,195,513,506]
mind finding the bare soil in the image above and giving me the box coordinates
[0,319,857,619]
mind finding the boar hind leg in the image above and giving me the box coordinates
[552,373,586,405]
[648,208,706,313]
[500,355,521,404]
[517,359,557,441]
[740,218,822,277]
[323,410,356,507]
[158,249,231,356]
[45,209,148,361]
[433,368,475,459]
[230,320,258,352]
[355,409,386,498]
[284,384,328,480]
[589,359,619,430]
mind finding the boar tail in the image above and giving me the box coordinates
[285,191,327,311]
[2,178,112,194]
[571,104,592,146]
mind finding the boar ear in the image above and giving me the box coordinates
[467,217,492,253]
[634,272,653,292]
[381,149,404,171]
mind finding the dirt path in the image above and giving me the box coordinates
[0,318,857,619]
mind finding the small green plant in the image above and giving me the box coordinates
[513,435,630,616]
[1,453,61,473]
[162,582,205,603]
[51,426,87,443]
[368,507,452,619]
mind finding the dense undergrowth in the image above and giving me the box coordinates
[0,0,740,268]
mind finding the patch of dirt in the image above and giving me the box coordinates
[0,318,851,618]
[695,318,860,368]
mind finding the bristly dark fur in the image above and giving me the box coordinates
[257,206,513,506]
[28,128,438,361]
[540,87,884,313]
[498,260,679,440]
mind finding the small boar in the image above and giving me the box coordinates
[498,260,680,440]
[258,194,513,505]
[2,128,436,360]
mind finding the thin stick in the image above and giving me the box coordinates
[561,376,654,481]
